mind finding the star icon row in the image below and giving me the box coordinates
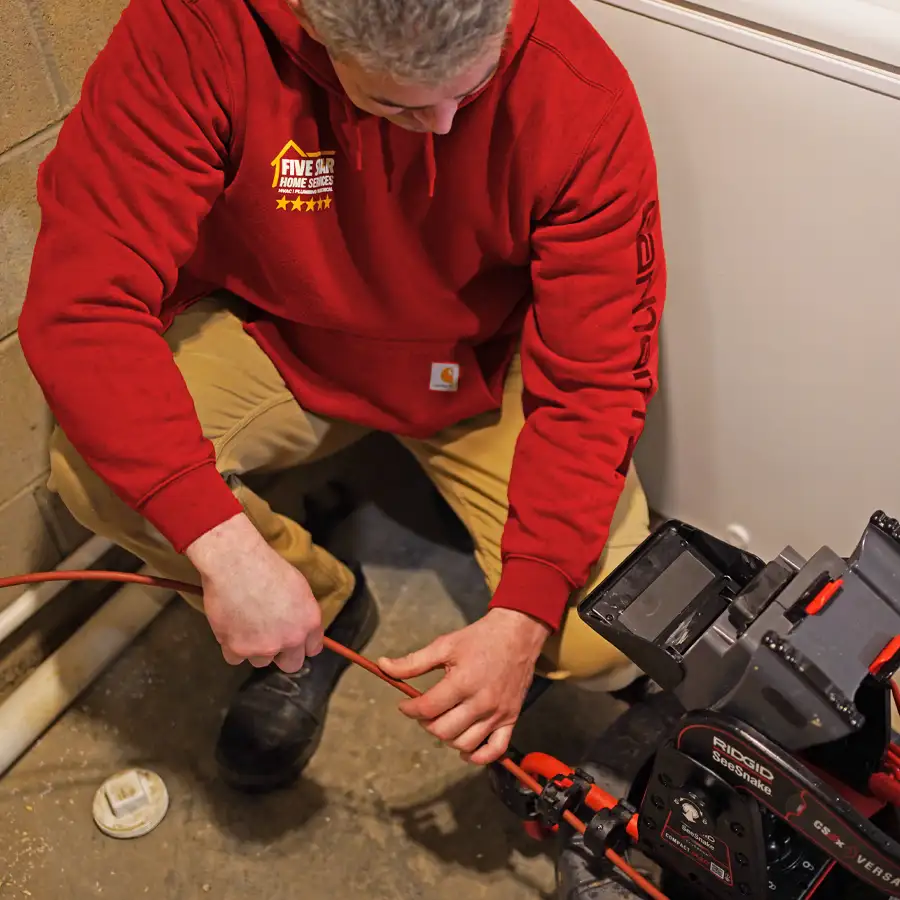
[276,196,333,211]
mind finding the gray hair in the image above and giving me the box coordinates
[301,0,512,84]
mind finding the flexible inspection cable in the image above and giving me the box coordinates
[0,568,667,900]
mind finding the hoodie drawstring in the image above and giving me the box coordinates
[334,98,363,173]
[352,122,362,173]
[335,98,435,198]
[424,132,436,199]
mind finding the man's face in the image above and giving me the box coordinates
[330,46,502,135]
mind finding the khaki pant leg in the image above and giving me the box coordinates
[399,355,650,680]
[47,294,363,627]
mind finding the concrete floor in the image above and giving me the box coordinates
[0,487,626,900]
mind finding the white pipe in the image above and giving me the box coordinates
[0,534,114,645]
[0,570,174,778]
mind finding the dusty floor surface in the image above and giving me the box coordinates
[0,447,627,900]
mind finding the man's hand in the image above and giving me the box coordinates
[378,608,551,765]
[186,514,324,673]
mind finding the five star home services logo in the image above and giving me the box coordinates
[271,140,336,213]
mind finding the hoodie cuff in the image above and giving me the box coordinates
[489,557,574,632]
[138,462,243,553]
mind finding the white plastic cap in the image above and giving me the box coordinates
[93,769,169,839]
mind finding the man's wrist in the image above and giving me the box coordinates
[185,512,260,575]
[485,607,552,650]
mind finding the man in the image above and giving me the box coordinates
[20,0,665,792]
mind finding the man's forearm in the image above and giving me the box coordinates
[494,81,665,631]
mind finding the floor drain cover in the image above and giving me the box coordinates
[93,768,169,839]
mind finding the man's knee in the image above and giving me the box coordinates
[608,463,650,550]
[540,608,633,681]
[539,473,651,682]
[48,427,146,541]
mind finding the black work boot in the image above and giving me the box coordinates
[215,565,378,792]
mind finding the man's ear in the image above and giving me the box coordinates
[284,0,325,43]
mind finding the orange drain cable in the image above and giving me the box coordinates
[0,568,667,900]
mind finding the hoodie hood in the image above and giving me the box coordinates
[246,0,541,196]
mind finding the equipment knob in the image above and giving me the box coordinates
[672,790,714,829]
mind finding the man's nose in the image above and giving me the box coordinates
[413,100,459,135]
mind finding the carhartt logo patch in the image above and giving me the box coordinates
[271,141,336,212]
[430,363,459,392]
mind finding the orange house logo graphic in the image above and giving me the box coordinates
[270,140,336,212]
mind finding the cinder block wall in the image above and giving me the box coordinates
[0,0,129,606]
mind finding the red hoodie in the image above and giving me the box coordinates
[19,0,665,630]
